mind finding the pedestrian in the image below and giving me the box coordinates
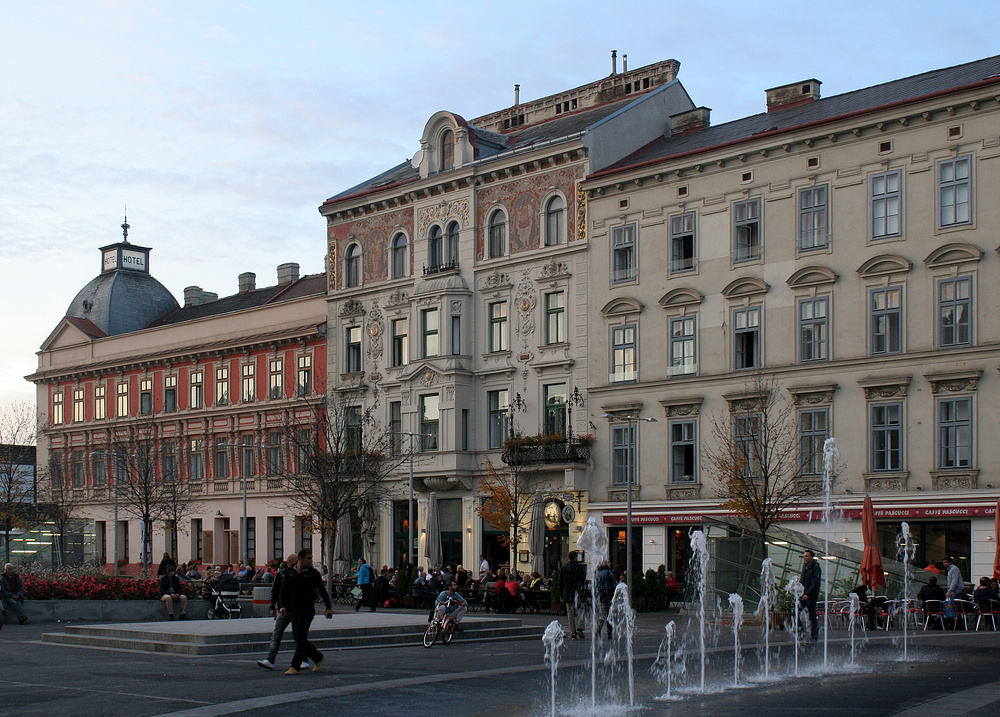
[279,548,332,675]
[594,561,615,639]
[799,550,821,641]
[355,557,376,612]
[157,552,176,577]
[559,551,586,639]
[158,567,187,620]
[257,553,299,670]
[0,563,28,624]
[943,556,965,599]
[479,554,490,582]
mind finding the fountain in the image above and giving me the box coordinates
[756,557,775,679]
[689,529,710,692]
[821,437,839,668]
[577,517,609,706]
[728,594,744,686]
[848,592,859,665]
[896,521,915,660]
[608,582,636,706]
[652,621,677,699]
[542,620,565,717]
[785,576,804,676]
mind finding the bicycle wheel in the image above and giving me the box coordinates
[422,623,439,648]
[442,620,455,645]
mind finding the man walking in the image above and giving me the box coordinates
[0,563,28,624]
[257,553,298,670]
[279,549,332,675]
[799,550,821,641]
[355,557,376,612]
[559,551,586,639]
[943,556,965,599]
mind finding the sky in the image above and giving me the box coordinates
[0,0,995,408]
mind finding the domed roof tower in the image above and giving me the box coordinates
[65,215,179,336]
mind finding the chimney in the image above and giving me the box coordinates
[765,79,822,112]
[514,84,520,107]
[664,59,680,83]
[669,107,712,134]
[622,53,627,74]
[611,50,617,75]
[183,287,218,307]
[238,272,256,293]
[277,262,300,285]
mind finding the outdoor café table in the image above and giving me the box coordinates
[457,586,488,611]
[521,589,551,614]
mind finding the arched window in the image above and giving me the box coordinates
[488,210,506,259]
[391,233,408,278]
[345,244,361,288]
[428,225,443,269]
[545,195,565,246]
[440,129,455,171]
[446,221,460,265]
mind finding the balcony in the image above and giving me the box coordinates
[501,434,593,466]
[423,259,459,276]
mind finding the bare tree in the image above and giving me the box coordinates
[0,401,39,563]
[40,463,83,567]
[704,372,822,557]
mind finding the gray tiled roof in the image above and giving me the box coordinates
[597,55,1000,177]
[66,270,180,337]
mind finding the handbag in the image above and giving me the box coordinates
[350,586,362,598]
[943,597,957,619]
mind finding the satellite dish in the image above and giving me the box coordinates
[410,150,423,169]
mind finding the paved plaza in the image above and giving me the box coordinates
[3,608,1000,716]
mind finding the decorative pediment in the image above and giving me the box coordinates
[721,277,769,299]
[340,298,365,317]
[786,266,838,289]
[924,243,983,269]
[722,390,768,413]
[924,369,981,394]
[537,259,571,281]
[857,254,912,279]
[788,383,838,406]
[399,363,445,387]
[482,270,512,290]
[659,397,703,417]
[858,375,910,400]
[600,402,643,416]
[386,289,409,307]
[658,288,704,309]
[600,297,643,318]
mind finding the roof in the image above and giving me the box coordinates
[596,54,1000,178]
[65,268,180,337]
[151,273,326,327]
[64,316,106,339]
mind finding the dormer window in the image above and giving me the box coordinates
[345,243,361,288]
[440,129,455,171]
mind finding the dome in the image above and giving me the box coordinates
[66,261,179,337]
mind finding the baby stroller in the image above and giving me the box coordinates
[206,575,242,619]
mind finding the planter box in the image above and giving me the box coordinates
[4,597,251,624]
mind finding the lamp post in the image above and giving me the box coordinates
[389,431,432,567]
[567,387,585,439]
[602,413,657,590]
[221,440,251,566]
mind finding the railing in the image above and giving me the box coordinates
[501,439,591,465]
[422,259,459,276]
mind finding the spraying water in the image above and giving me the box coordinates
[542,620,565,717]
[896,521,916,661]
[756,558,775,679]
[690,529,710,692]
[728,594,744,686]
[608,582,636,706]
[652,621,677,699]
[821,437,839,668]
[786,576,804,676]
[848,592,859,665]
[577,517,609,705]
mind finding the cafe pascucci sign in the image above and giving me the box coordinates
[602,503,998,525]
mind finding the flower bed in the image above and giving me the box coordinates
[20,568,195,600]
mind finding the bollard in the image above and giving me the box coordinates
[252,586,272,617]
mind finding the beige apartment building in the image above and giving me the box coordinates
[582,55,1000,583]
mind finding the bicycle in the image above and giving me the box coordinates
[423,597,461,648]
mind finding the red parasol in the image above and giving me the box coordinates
[860,496,887,590]
[992,499,1000,580]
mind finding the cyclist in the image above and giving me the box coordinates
[434,581,468,630]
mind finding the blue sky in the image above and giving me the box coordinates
[0,0,994,406]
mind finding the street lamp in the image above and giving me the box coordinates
[566,387,586,439]
[602,413,657,590]
[389,431,433,567]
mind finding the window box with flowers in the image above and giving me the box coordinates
[501,433,594,465]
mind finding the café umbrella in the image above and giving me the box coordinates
[860,495,887,590]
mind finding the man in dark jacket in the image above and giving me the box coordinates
[158,568,187,620]
[1,563,28,624]
[257,554,298,670]
[560,551,587,639]
[799,550,822,640]
[279,549,332,675]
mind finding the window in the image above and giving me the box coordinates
[52,391,64,425]
[164,375,177,412]
[268,359,283,399]
[871,403,902,472]
[267,432,282,475]
[296,355,312,396]
[73,388,85,422]
[271,517,283,562]
[611,423,636,485]
[214,437,229,479]
[733,198,761,262]
[938,277,972,347]
[421,308,439,357]
[116,382,128,417]
[192,518,203,561]
[545,195,564,246]
[215,365,229,405]
[670,421,696,482]
[543,384,567,437]
[669,316,696,375]
[389,401,402,456]
[71,449,84,486]
[545,292,565,344]
[734,414,762,478]
[871,170,902,239]
[241,435,255,477]
[440,129,455,170]
[346,406,362,452]
[299,517,312,551]
[241,363,255,402]
[295,429,311,473]
[428,225,443,269]
[446,221,459,265]
[420,395,439,452]
[462,409,469,451]
[51,454,64,487]
[870,287,902,355]
[799,408,828,476]
[93,451,107,485]
[488,210,506,258]
[189,371,203,409]
[798,185,829,250]
[451,315,461,355]
[245,517,256,561]
[670,212,696,273]
[938,156,972,228]
[391,318,409,366]
[94,384,106,420]
[488,301,508,352]
[798,298,828,362]
[612,224,636,283]
[733,307,761,370]
[611,324,637,383]
[938,397,972,469]
[163,441,177,481]
[346,326,363,373]
[140,378,152,415]
[188,439,204,480]
[487,389,509,449]
[391,233,408,278]
[345,243,361,287]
